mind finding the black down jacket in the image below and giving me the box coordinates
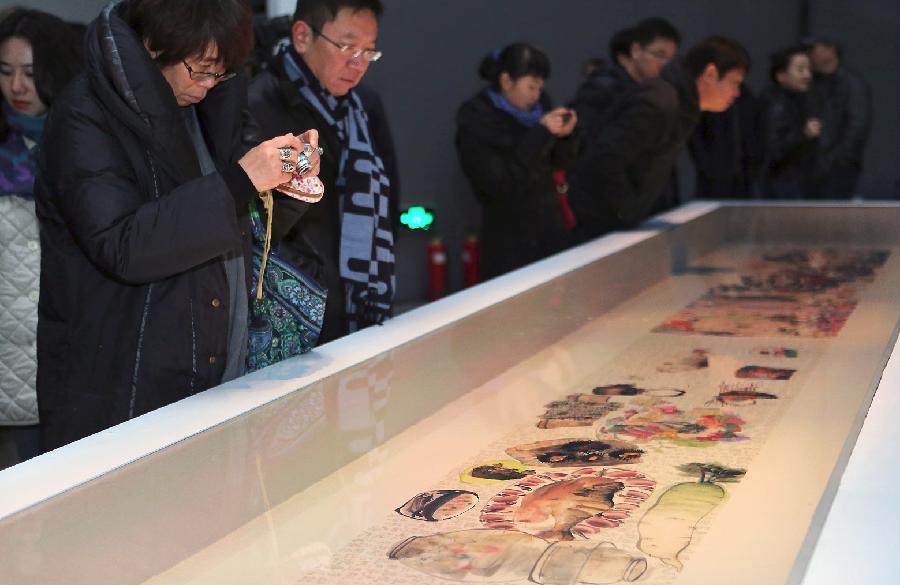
[568,59,701,239]
[248,58,400,344]
[456,91,578,280]
[34,1,257,450]
[570,60,636,139]
[758,85,818,198]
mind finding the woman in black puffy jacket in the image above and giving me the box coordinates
[759,46,822,198]
[34,0,319,450]
[456,43,579,280]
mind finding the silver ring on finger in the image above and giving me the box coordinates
[296,152,312,175]
[281,161,295,173]
[301,144,325,157]
[278,147,293,162]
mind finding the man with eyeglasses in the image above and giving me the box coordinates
[568,36,750,242]
[572,17,681,138]
[249,0,398,343]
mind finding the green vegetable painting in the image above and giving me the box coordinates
[637,463,746,570]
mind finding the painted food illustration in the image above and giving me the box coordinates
[752,346,798,358]
[656,349,710,373]
[708,383,778,406]
[600,402,748,446]
[461,460,536,485]
[507,439,644,467]
[480,467,655,541]
[592,384,686,398]
[654,249,889,338]
[638,463,745,570]
[536,394,620,428]
[396,490,479,522]
[388,529,547,583]
[388,529,647,583]
[735,365,795,380]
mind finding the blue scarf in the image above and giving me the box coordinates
[277,40,395,332]
[0,102,45,196]
[486,89,544,128]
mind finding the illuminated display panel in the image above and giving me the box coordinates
[2,203,899,585]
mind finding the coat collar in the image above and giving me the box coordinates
[661,58,701,129]
[86,1,246,184]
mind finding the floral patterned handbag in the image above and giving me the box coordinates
[246,191,327,372]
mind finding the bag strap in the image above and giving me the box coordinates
[256,190,274,300]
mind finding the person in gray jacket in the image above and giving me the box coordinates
[0,8,81,467]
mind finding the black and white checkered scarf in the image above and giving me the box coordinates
[279,41,395,331]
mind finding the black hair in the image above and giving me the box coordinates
[769,45,809,83]
[581,57,605,79]
[0,7,82,137]
[608,27,634,62]
[293,0,383,31]
[685,35,751,78]
[478,42,550,89]
[631,17,681,48]
[800,35,844,60]
[127,0,254,71]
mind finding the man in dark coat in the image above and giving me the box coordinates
[248,0,397,344]
[572,17,681,218]
[568,36,750,240]
[572,17,681,138]
[804,37,871,198]
[34,0,314,450]
[690,83,761,199]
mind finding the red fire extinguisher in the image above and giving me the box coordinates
[427,237,447,301]
[462,234,481,288]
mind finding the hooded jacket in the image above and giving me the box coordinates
[568,58,701,238]
[570,60,636,138]
[34,0,256,450]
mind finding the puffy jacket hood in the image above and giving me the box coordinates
[581,60,634,94]
[84,1,250,184]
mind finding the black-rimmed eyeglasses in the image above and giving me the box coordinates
[183,61,237,83]
[309,27,383,62]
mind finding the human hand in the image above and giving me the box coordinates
[238,130,321,192]
[540,108,577,137]
[805,118,822,138]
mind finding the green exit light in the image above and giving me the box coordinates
[400,206,435,231]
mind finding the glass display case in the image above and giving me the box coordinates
[2,202,900,585]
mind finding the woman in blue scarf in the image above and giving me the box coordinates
[456,43,579,280]
[0,8,81,467]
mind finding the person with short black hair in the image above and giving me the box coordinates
[248,0,396,342]
[569,36,750,240]
[572,17,681,138]
[803,36,871,198]
[758,46,821,198]
[34,0,322,450]
[456,43,578,280]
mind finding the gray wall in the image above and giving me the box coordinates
[5,0,898,303]
[364,0,803,302]
[0,0,107,21]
